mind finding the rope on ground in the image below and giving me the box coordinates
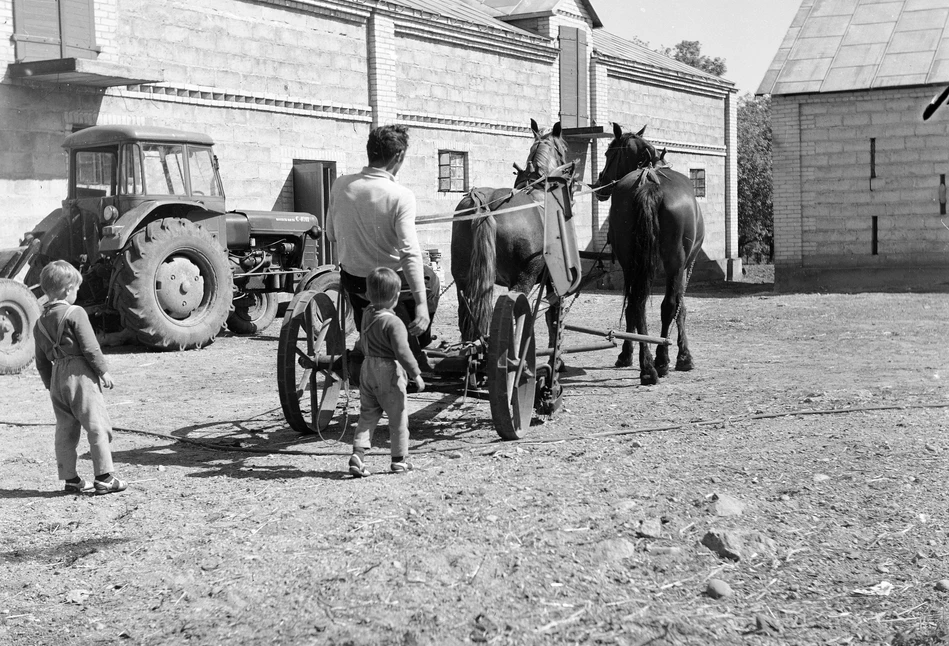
[6,400,943,458]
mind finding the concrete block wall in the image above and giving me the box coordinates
[0,0,11,68]
[0,0,373,247]
[397,39,549,125]
[772,86,949,290]
[120,0,368,106]
[608,78,725,148]
[0,84,103,246]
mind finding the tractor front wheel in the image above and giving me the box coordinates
[0,279,41,374]
[227,292,278,335]
[114,218,233,350]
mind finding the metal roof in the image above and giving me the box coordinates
[389,0,541,35]
[477,0,603,28]
[758,0,949,95]
[593,30,734,86]
[64,125,215,149]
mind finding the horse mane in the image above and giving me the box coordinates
[526,129,569,173]
[616,132,657,167]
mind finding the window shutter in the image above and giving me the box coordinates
[559,27,579,128]
[12,0,62,61]
[559,26,588,128]
[576,29,588,123]
[59,0,97,58]
[12,0,97,62]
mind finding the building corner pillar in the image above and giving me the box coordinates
[368,12,397,128]
[724,89,741,281]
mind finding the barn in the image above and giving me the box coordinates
[1,0,739,281]
[759,0,949,292]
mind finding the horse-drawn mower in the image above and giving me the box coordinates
[276,160,670,441]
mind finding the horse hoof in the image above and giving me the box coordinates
[640,372,659,386]
[656,363,669,378]
[615,355,633,368]
[675,358,694,372]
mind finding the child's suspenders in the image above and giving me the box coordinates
[36,305,80,361]
[359,309,400,355]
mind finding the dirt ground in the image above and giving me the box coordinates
[2,267,949,646]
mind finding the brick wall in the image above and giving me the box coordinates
[772,86,949,290]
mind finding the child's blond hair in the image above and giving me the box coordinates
[366,267,401,306]
[39,260,82,298]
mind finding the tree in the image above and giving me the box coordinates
[737,93,773,262]
[661,40,727,77]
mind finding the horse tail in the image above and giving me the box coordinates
[627,181,663,303]
[465,189,496,341]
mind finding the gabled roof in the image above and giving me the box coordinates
[758,0,949,96]
[478,0,603,29]
[594,30,734,87]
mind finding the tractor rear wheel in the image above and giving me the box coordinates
[114,218,233,350]
[227,292,278,334]
[0,279,41,374]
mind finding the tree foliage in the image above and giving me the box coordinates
[737,93,773,261]
[661,40,727,77]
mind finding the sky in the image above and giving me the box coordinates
[592,0,802,95]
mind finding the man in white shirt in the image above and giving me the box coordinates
[326,124,436,359]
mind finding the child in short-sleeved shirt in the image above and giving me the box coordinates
[34,260,127,495]
[348,267,425,477]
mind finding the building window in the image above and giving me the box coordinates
[438,151,468,193]
[689,168,706,198]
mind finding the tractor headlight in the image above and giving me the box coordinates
[102,205,119,222]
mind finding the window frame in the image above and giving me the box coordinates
[689,168,707,199]
[71,147,117,199]
[438,150,468,194]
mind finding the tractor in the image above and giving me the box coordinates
[0,125,338,374]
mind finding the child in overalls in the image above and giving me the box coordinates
[33,261,127,495]
[348,267,425,477]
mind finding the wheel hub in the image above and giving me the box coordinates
[0,307,23,347]
[155,256,205,320]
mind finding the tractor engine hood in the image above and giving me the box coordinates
[234,211,318,237]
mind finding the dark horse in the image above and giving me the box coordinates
[591,123,705,385]
[450,119,573,343]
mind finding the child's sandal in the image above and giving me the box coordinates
[348,454,371,478]
[390,460,414,474]
[64,478,94,494]
[94,476,128,495]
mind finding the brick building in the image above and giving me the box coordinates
[2,0,739,280]
[759,0,949,292]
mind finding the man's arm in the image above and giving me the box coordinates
[393,191,429,336]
